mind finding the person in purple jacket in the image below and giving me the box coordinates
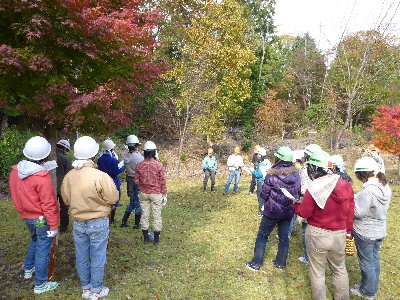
[246,146,301,271]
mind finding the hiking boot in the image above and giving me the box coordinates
[133,213,141,229]
[34,281,59,294]
[153,231,160,246]
[82,289,91,299]
[350,284,375,300]
[24,266,35,279]
[245,261,260,271]
[89,287,109,300]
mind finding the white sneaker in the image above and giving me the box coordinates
[350,284,375,300]
[24,266,35,279]
[298,256,309,265]
[82,289,91,299]
[90,287,109,300]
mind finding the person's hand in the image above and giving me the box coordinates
[162,195,167,206]
[47,230,59,237]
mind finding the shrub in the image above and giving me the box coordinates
[0,127,38,180]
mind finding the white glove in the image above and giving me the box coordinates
[47,230,59,237]
[162,195,167,206]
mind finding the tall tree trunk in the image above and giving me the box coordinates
[177,102,190,177]
[257,33,267,95]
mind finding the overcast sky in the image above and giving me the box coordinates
[274,0,400,51]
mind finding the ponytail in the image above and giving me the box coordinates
[376,172,387,185]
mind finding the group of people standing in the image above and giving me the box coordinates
[9,135,166,299]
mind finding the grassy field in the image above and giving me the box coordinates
[0,174,399,300]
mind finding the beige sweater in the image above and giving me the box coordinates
[61,161,119,221]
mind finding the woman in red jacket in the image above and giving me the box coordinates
[293,150,354,300]
[9,136,60,294]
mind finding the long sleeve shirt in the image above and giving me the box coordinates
[202,155,218,171]
[134,158,167,195]
[227,154,244,171]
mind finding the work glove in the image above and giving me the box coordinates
[47,230,59,238]
[162,195,168,207]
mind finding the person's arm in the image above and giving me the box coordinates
[38,174,60,230]
[260,176,272,200]
[202,157,208,170]
[293,190,316,219]
[354,189,372,219]
[158,164,167,195]
[100,174,119,205]
[346,189,355,234]
[227,155,234,167]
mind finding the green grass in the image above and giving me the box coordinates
[0,174,399,299]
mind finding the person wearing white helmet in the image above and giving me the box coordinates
[120,135,144,228]
[61,136,119,300]
[56,139,72,233]
[249,147,268,216]
[331,154,352,184]
[293,150,354,300]
[97,138,125,224]
[248,145,261,195]
[350,157,391,300]
[9,136,60,294]
[134,141,167,245]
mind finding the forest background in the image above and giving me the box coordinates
[0,0,400,182]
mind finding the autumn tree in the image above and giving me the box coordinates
[327,30,400,148]
[0,0,164,138]
[371,105,400,176]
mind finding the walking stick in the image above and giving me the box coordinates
[48,236,57,281]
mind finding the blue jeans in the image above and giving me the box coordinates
[353,231,383,297]
[24,219,53,286]
[73,217,109,293]
[251,215,291,268]
[125,177,142,215]
[224,170,241,193]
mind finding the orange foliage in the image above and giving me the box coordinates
[371,105,400,156]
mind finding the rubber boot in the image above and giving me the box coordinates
[153,231,161,246]
[133,214,141,229]
[120,211,131,228]
[142,229,152,244]
[110,208,116,224]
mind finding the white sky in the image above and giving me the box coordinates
[274,0,400,52]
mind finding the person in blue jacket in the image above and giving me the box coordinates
[97,138,125,224]
[250,147,268,216]
[202,148,218,192]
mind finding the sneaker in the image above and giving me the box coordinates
[350,284,375,300]
[89,287,109,300]
[298,256,309,265]
[34,281,59,294]
[24,266,35,279]
[272,259,286,270]
[245,261,260,271]
[82,289,91,299]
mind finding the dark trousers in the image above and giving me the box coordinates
[249,174,256,193]
[58,193,69,231]
[203,169,216,191]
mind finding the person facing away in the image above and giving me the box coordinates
[293,150,354,300]
[223,146,244,195]
[202,147,218,192]
[56,139,72,233]
[9,136,60,294]
[330,154,353,184]
[349,156,391,300]
[120,135,144,229]
[97,138,125,224]
[61,136,119,300]
[134,141,167,245]
[245,146,301,271]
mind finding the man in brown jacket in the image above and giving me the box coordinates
[61,136,118,300]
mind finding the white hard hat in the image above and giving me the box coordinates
[23,136,51,161]
[292,150,304,162]
[331,155,344,167]
[102,139,115,151]
[74,136,99,159]
[256,147,266,156]
[354,156,379,173]
[126,135,140,145]
[56,139,70,151]
[143,141,157,151]
[304,144,322,156]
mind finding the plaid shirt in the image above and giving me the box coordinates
[134,158,167,195]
